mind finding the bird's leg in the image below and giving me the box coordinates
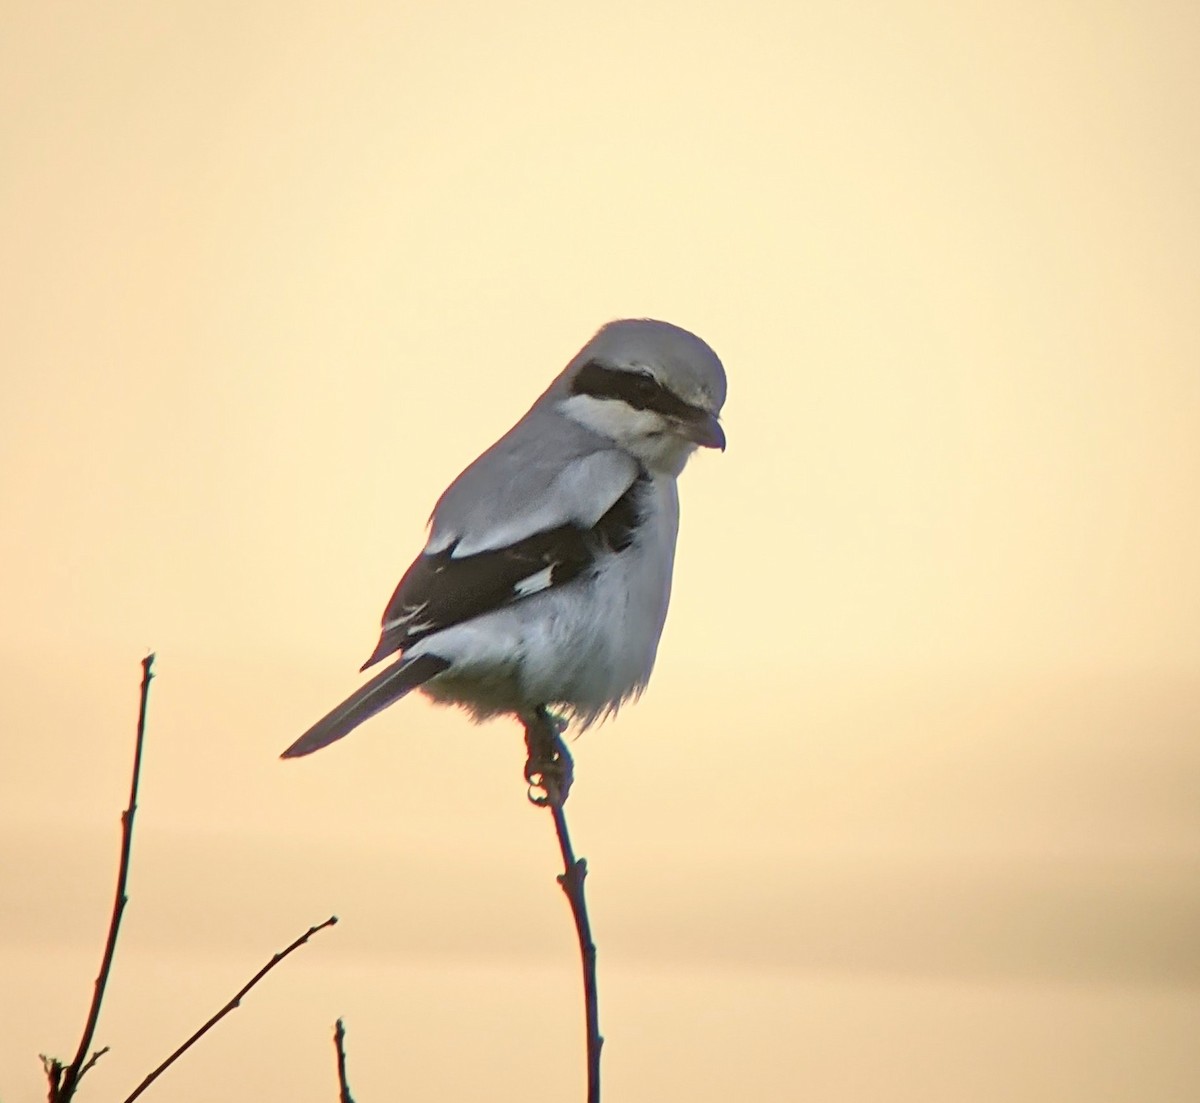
[523,706,574,806]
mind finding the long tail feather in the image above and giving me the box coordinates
[280,652,451,759]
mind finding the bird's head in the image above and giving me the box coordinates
[557,318,727,476]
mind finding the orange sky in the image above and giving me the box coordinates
[2,3,1198,1101]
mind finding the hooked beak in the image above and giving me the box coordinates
[681,409,726,451]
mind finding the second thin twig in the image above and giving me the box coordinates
[49,653,156,1102]
[121,915,339,1103]
[334,1018,356,1103]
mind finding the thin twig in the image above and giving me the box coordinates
[49,654,155,1102]
[79,1045,110,1081]
[121,916,339,1103]
[41,1054,64,1101]
[524,710,603,1103]
[550,803,602,1103]
[40,1054,65,1102]
[333,1018,356,1103]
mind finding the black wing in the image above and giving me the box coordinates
[360,471,647,671]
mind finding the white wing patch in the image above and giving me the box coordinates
[424,528,457,555]
[384,601,429,632]
[513,565,555,597]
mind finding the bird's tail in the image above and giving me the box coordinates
[280,652,451,759]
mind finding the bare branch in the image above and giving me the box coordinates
[333,1018,356,1103]
[40,1054,64,1102]
[77,1046,110,1080]
[42,1043,111,1097]
[49,653,156,1102]
[120,915,339,1103]
[524,709,603,1103]
[549,803,602,1102]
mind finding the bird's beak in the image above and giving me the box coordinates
[681,410,726,451]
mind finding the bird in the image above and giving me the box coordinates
[280,318,726,764]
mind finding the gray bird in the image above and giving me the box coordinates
[281,318,726,760]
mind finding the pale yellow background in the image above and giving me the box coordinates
[2,2,1198,1101]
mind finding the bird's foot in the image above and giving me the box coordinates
[524,708,573,806]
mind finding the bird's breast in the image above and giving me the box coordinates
[516,474,680,722]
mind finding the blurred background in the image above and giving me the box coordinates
[2,2,1198,1100]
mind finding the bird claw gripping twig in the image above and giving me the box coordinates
[523,707,574,806]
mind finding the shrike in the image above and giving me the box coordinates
[281,318,726,760]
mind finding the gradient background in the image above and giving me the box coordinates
[2,3,1198,1100]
